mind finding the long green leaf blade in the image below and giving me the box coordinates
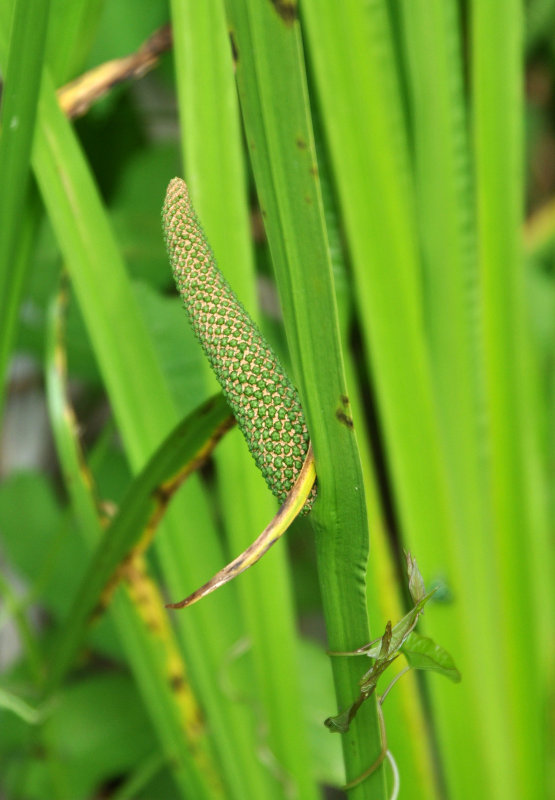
[472,2,548,796]
[0,43,283,799]
[0,0,49,418]
[170,1,319,795]
[225,2,387,795]
[44,286,228,799]
[300,3,494,796]
[46,387,233,693]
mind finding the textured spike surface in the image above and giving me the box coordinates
[163,178,316,511]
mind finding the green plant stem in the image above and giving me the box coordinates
[0,0,49,420]
[224,2,387,795]
[318,121,440,799]
[170,2,319,793]
[472,2,548,795]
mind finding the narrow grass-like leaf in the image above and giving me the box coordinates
[400,0,480,551]
[47,373,234,691]
[301,0,455,620]
[319,128,440,798]
[0,0,49,417]
[224,2,386,796]
[44,285,227,799]
[45,0,104,83]
[396,3,513,795]
[170,2,319,796]
[472,3,548,796]
[0,35,282,794]
[32,72,179,457]
[301,4,500,797]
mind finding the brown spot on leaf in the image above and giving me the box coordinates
[336,410,354,429]
[152,485,171,504]
[229,30,239,64]
[170,674,185,692]
[199,396,217,415]
[269,0,297,25]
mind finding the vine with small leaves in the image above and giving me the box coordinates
[326,553,460,792]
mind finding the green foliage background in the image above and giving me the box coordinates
[0,1,554,799]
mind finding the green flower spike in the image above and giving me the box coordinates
[162,178,316,608]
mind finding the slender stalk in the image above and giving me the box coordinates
[472,2,548,795]
[169,3,318,791]
[0,0,49,419]
[224,2,387,795]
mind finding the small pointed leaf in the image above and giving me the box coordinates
[362,588,437,660]
[401,632,461,683]
[406,550,426,604]
[324,707,353,734]
[378,620,393,659]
